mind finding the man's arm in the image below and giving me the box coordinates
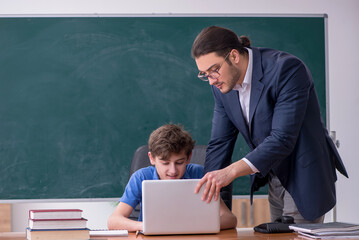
[204,87,239,174]
[107,202,142,232]
[245,58,312,177]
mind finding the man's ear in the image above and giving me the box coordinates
[231,49,241,64]
[148,152,156,165]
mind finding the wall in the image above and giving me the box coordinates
[1,0,358,231]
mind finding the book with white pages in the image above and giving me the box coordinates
[26,228,90,240]
[29,209,83,220]
[289,222,359,235]
[297,230,359,239]
[29,218,87,230]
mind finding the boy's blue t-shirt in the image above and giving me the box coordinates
[120,163,204,221]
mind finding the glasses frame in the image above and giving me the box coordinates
[197,52,231,82]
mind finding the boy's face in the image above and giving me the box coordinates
[148,150,191,180]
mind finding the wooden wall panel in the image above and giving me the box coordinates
[232,198,270,228]
[0,204,11,232]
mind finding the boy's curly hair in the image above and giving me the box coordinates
[148,124,195,160]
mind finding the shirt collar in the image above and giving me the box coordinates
[152,167,160,180]
[152,165,191,179]
[181,168,191,179]
[233,48,253,90]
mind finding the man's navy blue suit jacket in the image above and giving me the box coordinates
[204,47,348,221]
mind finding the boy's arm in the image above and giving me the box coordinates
[219,198,237,230]
[107,202,143,232]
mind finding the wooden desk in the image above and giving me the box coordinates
[1,228,358,240]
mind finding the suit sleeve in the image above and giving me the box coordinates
[246,57,313,177]
[204,86,239,174]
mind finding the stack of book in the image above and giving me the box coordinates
[289,222,359,239]
[26,209,90,240]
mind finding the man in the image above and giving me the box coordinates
[192,26,348,223]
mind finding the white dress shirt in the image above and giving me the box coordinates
[232,48,259,173]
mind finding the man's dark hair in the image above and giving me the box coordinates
[148,124,195,160]
[191,26,251,59]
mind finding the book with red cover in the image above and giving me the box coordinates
[29,218,88,230]
[29,209,83,220]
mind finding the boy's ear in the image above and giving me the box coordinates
[187,152,192,163]
[148,152,156,165]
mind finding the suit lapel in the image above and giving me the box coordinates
[248,48,264,130]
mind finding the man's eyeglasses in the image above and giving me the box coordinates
[197,52,231,82]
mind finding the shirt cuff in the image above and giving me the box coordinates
[242,158,259,173]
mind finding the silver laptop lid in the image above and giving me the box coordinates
[142,179,220,235]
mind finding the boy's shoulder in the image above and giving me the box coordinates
[185,163,204,178]
[132,166,157,180]
[186,163,204,171]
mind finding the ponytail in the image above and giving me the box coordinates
[191,26,251,58]
[239,35,251,48]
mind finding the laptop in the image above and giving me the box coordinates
[142,179,220,235]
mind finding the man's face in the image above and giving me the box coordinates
[149,151,191,180]
[195,52,241,94]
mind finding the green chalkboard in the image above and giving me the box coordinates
[0,16,326,200]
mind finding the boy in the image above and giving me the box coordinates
[108,124,237,231]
